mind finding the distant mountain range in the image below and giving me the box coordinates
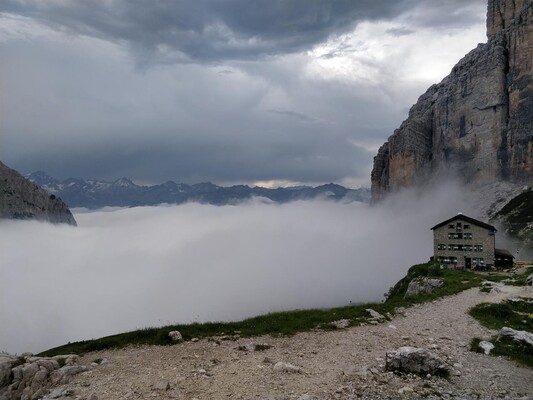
[27,171,370,209]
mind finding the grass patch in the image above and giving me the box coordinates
[489,336,533,368]
[469,299,533,368]
[470,301,533,332]
[470,337,483,353]
[507,267,533,286]
[384,261,484,305]
[37,260,517,357]
[38,303,398,357]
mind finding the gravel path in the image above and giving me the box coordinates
[63,284,533,400]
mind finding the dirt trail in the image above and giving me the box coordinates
[65,284,533,400]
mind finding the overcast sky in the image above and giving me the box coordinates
[0,0,487,187]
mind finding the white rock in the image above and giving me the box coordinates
[479,340,495,355]
[0,354,18,387]
[405,278,443,297]
[50,365,86,385]
[499,327,533,346]
[42,387,78,399]
[273,362,301,374]
[168,330,183,343]
[331,319,350,329]
[366,309,385,320]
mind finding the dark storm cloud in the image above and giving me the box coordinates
[0,0,487,186]
[0,0,485,63]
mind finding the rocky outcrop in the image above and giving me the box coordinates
[371,0,533,202]
[405,278,443,297]
[0,161,76,226]
[0,353,86,400]
[499,326,533,346]
[385,347,449,376]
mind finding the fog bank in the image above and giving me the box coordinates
[1,184,471,354]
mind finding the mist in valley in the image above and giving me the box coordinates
[1,183,474,354]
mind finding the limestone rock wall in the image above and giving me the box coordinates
[371,0,533,202]
[0,161,77,226]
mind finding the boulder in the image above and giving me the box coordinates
[50,366,86,385]
[0,355,19,387]
[405,278,443,297]
[385,347,448,376]
[330,319,350,329]
[0,353,86,400]
[366,309,385,320]
[168,330,183,343]
[499,327,533,346]
[478,341,495,355]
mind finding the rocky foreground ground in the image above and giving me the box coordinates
[2,283,533,400]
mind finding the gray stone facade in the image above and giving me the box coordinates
[432,215,496,268]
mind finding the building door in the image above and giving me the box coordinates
[465,257,471,269]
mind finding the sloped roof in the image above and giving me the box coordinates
[431,214,497,232]
[495,248,514,258]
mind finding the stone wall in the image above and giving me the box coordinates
[371,0,533,203]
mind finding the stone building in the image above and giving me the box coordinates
[431,214,497,269]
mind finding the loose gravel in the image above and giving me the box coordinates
[62,284,533,399]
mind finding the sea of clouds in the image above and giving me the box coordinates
[1,183,473,354]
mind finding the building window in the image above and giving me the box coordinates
[472,257,484,265]
[464,245,473,251]
[474,245,483,252]
[456,222,462,231]
[437,244,446,250]
[448,224,455,229]
[464,224,470,229]
[438,256,457,264]
[464,233,473,239]
[448,233,462,239]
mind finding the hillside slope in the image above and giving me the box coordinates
[0,161,76,225]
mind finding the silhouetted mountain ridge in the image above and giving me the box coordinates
[28,172,370,209]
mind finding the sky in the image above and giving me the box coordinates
[0,182,474,354]
[0,0,487,188]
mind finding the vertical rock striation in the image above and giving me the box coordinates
[0,161,77,225]
[371,0,533,202]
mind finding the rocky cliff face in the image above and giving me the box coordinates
[371,0,533,202]
[0,161,77,225]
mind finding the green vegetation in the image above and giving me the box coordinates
[470,301,533,333]
[384,261,484,305]
[55,357,66,367]
[495,189,533,244]
[497,189,533,224]
[37,260,521,357]
[469,299,533,368]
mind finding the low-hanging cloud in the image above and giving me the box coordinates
[0,182,475,354]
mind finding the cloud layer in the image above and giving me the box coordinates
[1,183,474,354]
